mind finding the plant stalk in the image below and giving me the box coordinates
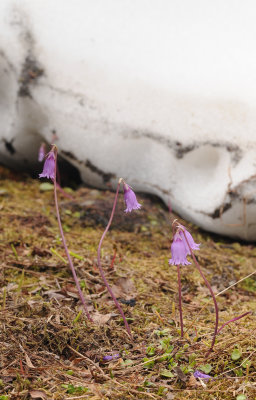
[53,150,92,321]
[217,311,251,334]
[97,179,132,339]
[177,265,184,337]
[183,231,219,356]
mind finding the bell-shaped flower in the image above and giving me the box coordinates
[39,150,55,180]
[179,226,200,254]
[169,234,191,266]
[194,370,212,382]
[123,183,141,213]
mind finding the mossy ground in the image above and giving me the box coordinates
[0,165,255,400]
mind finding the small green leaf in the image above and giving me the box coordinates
[234,368,243,377]
[80,280,87,289]
[180,364,194,374]
[160,369,174,378]
[146,346,155,356]
[50,247,66,263]
[157,386,168,395]
[189,353,197,366]
[231,348,242,361]
[236,395,246,400]
[168,358,178,369]
[200,364,212,374]
[73,310,82,324]
[121,359,134,367]
[63,187,74,193]
[63,224,70,232]
[61,384,88,394]
[157,353,172,362]
[143,380,155,387]
[66,370,74,375]
[142,358,155,369]
[153,328,170,337]
[175,351,183,361]
[0,396,9,400]
[241,360,251,369]
[70,251,84,260]
[39,182,54,191]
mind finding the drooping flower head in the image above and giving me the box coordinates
[38,142,46,162]
[123,181,141,213]
[169,223,200,266]
[39,147,56,180]
[179,225,200,254]
[194,370,212,382]
[169,232,191,266]
[102,353,120,362]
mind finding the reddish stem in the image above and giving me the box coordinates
[110,249,117,269]
[53,150,92,321]
[217,312,251,334]
[97,180,132,339]
[183,231,219,356]
[56,182,74,200]
[177,265,184,337]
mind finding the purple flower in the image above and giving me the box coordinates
[38,143,46,162]
[194,370,212,382]
[169,234,191,266]
[39,150,55,180]
[103,353,120,361]
[123,183,141,213]
[179,226,200,254]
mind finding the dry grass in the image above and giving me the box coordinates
[0,165,255,400]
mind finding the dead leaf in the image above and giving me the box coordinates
[64,283,79,294]
[91,311,113,325]
[29,390,49,399]
[25,352,35,369]
[117,277,136,294]
[44,290,66,300]
[187,375,200,387]
[55,313,60,324]
[32,247,52,257]
[174,366,187,382]
[66,291,79,299]
[166,393,175,400]
[111,278,136,299]
[77,304,94,313]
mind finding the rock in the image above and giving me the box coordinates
[0,0,256,240]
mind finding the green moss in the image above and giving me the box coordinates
[0,165,255,399]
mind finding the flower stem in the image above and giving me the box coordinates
[217,311,251,334]
[53,150,92,321]
[97,179,133,339]
[183,231,219,356]
[177,265,184,337]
